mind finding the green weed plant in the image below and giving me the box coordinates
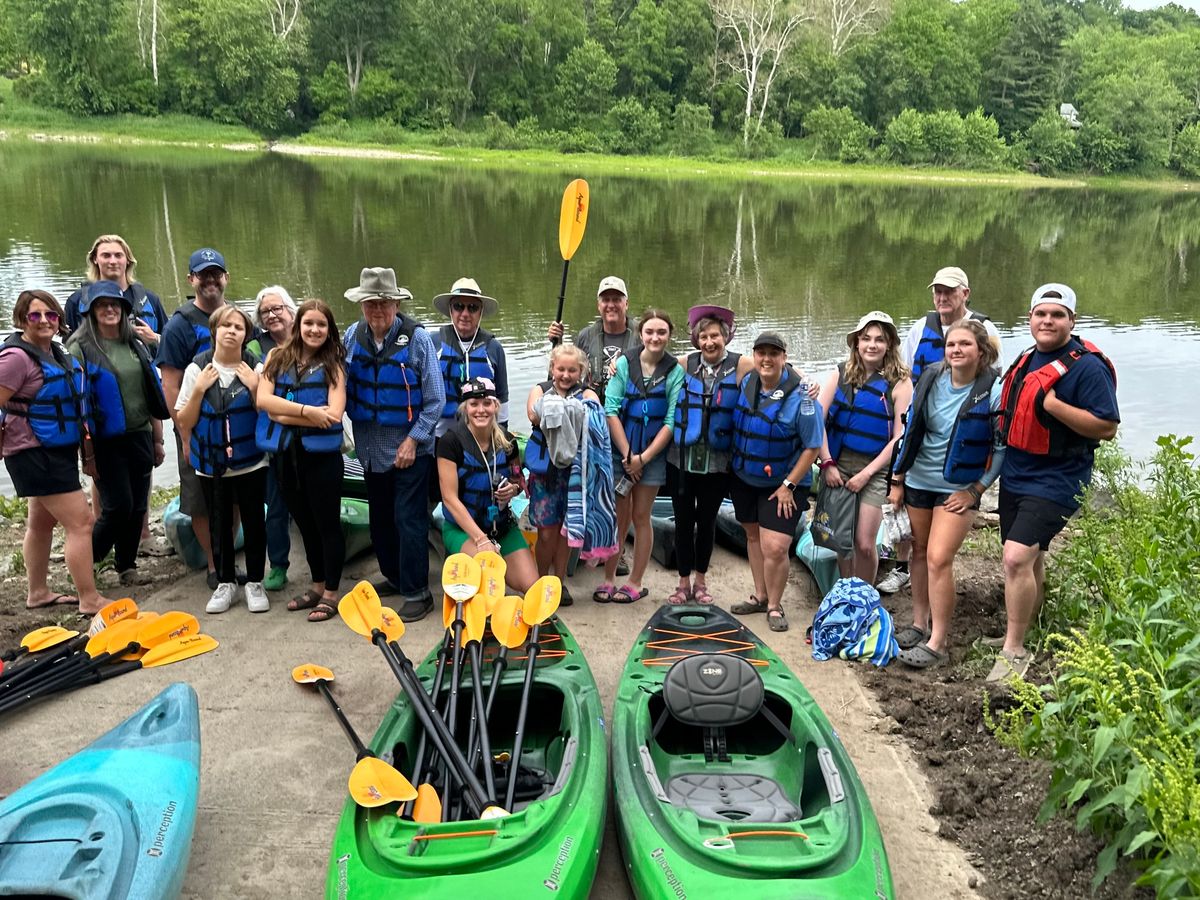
[986,435,1200,895]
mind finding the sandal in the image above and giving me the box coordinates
[307,601,338,623]
[288,590,322,612]
[767,608,789,632]
[592,582,616,603]
[666,586,691,606]
[730,594,770,615]
[894,625,931,651]
[691,585,714,605]
[612,584,648,604]
[898,642,947,669]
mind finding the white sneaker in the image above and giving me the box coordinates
[206,582,237,614]
[244,582,270,613]
[876,568,910,594]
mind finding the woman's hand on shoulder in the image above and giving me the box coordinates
[196,363,220,391]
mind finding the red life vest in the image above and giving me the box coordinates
[999,338,1115,457]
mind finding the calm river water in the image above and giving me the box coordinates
[1,142,1198,492]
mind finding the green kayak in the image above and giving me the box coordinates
[613,605,895,899]
[325,615,607,899]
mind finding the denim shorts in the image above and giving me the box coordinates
[613,451,667,488]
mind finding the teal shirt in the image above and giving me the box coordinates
[604,352,686,450]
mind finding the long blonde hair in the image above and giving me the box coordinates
[85,234,136,282]
[546,343,590,387]
[455,396,514,455]
[844,322,908,388]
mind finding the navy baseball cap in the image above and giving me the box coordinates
[188,248,227,274]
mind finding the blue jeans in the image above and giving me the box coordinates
[364,455,433,602]
[265,465,292,570]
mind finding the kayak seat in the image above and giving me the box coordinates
[666,772,800,823]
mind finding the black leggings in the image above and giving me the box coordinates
[275,448,345,591]
[92,432,154,572]
[669,465,728,577]
[200,467,267,583]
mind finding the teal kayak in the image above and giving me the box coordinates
[325,615,607,898]
[613,605,895,898]
[0,682,201,899]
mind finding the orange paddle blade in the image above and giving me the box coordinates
[349,756,417,807]
[442,554,481,602]
[412,782,443,823]
[490,596,529,649]
[292,663,334,684]
[140,633,219,667]
[87,597,138,637]
[339,582,384,639]
[20,626,77,652]
[379,607,406,642]
[558,179,589,261]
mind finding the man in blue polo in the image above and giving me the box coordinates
[342,267,446,622]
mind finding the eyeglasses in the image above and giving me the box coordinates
[260,305,287,319]
[26,310,60,323]
[93,299,123,311]
[450,302,482,314]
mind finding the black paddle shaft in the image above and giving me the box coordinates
[315,679,371,760]
[466,642,498,800]
[554,260,571,328]
[403,633,452,818]
[504,625,542,811]
[374,634,492,815]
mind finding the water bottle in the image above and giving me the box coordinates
[800,380,815,416]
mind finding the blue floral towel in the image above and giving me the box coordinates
[811,577,899,666]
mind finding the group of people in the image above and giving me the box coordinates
[0,237,1118,680]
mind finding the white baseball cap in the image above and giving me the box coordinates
[597,276,627,297]
[1030,283,1077,314]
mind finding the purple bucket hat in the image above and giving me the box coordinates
[687,304,736,349]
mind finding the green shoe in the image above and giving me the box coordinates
[262,566,289,592]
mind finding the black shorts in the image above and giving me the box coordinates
[998,484,1075,550]
[4,445,81,497]
[904,485,980,511]
[730,474,809,537]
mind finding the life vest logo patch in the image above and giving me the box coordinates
[395,334,410,347]
[771,389,784,400]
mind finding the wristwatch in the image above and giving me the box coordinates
[782,479,798,493]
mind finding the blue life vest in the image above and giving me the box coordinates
[432,325,498,421]
[444,422,518,534]
[525,381,583,475]
[67,282,161,334]
[825,364,894,460]
[911,310,991,382]
[894,367,997,484]
[76,338,169,439]
[732,369,803,480]
[345,316,423,430]
[673,351,741,451]
[256,363,343,454]
[1,334,87,449]
[188,350,263,475]
[618,349,678,456]
[170,302,213,359]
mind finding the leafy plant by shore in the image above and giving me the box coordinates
[987,436,1200,896]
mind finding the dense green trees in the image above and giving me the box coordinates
[3,0,1200,175]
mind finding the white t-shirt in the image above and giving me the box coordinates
[175,360,267,477]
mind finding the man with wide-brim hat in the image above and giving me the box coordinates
[342,266,446,622]
[429,277,509,438]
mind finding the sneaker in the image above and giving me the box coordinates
[876,567,910,594]
[118,567,153,586]
[262,566,289,592]
[206,582,237,614]
[244,582,270,613]
[615,554,630,577]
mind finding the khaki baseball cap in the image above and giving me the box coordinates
[928,266,969,290]
[597,276,627,297]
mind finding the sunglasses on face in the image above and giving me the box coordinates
[26,310,60,323]
[450,302,482,314]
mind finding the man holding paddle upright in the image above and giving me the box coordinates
[547,276,640,396]
[342,268,446,623]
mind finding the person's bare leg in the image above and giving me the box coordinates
[760,528,793,609]
[604,493,633,583]
[924,507,976,653]
[40,491,109,613]
[501,548,540,594]
[627,484,656,588]
[855,503,884,583]
[192,512,215,571]
[24,498,61,606]
[535,526,557,575]
[743,522,768,602]
[1002,540,1043,655]
[906,506,933,632]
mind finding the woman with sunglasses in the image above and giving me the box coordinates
[430,278,510,438]
[0,290,111,614]
[67,281,170,588]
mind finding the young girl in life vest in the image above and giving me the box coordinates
[437,377,539,592]
[816,311,912,584]
[175,306,268,615]
[256,299,346,624]
[888,319,1004,669]
[597,310,684,604]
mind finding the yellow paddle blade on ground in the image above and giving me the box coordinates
[490,596,529,649]
[137,611,200,647]
[87,597,138,637]
[348,756,418,807]
[134,611,160,621]
[463,594,487,645]
[558,178,590,261]
[291,663,334,684]
[442,554,482,602]
[379,608,406,642]
[88,619,141,656]
[412,782,443,823]
[140,633,218,668]
[442,593,457,630]
[339,582,385,639]
[20,626,77,652]
[522,576,562,627]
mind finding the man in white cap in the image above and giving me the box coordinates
[990,283,1118,681]
[880,265,1003,594]
[342,267,446,622]
[546,275,640,395]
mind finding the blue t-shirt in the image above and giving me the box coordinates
[908,372,1005,493]
[155,306,210,371]
[735,370,826,489]
[1001,341,1119,509]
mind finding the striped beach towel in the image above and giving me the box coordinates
[811,577,898,667]
[565,398,618,563]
